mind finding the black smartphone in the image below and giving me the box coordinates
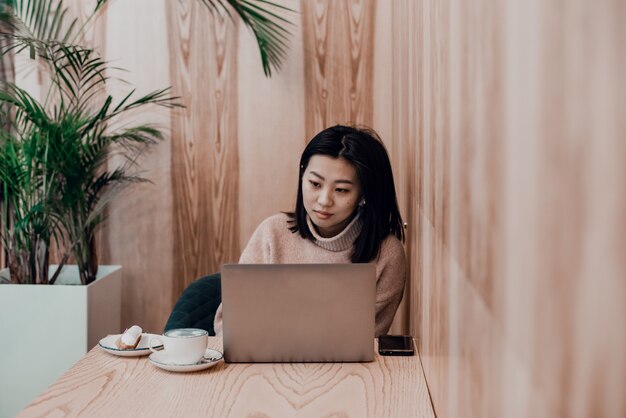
[378,335,415,356]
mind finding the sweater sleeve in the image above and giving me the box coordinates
[238,220,272,263]
[374,236,407,336]
[214,216,275,335]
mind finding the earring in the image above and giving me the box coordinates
[359,199,366,207]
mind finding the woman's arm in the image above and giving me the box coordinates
[374,236,407,336]
[213,215,276,335]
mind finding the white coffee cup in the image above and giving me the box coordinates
[149,328,208,365]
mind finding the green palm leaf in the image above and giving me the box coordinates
[2,0,294,77]
[199,0,294,76]
[0,0,84,60]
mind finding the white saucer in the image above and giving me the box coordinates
[148,348,223,372]
[99,333,163,357]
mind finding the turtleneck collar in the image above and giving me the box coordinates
[306,211,362,252]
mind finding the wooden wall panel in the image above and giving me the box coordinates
[301,0,377,138]
[374,0,410,335]
[390,0,423,339]
[166,1,240,297]
[392,0,626,417]
[499,1,626,416]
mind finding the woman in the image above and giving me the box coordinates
[214,125,406,336]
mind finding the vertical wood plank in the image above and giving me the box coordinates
[388,0,419,335]
[301,0,377,139]
[166,1,240,299]
[394,0,626,416]
[373,0,411,334]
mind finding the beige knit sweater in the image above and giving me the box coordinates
[214,212,406,336]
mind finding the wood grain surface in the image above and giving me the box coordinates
[391,0,626,417]
[301,0,376,139]
[166,1,241,298]
[17,338,435,418]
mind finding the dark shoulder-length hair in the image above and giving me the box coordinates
[287,125,404,263]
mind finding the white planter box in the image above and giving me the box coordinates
[0,265,122,418]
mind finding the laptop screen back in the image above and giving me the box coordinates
[221,263,376,363]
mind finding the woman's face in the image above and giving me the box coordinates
[302,155,362,238]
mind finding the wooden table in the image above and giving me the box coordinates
[17,338,435,418]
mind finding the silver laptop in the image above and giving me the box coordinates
[221,263,376,363]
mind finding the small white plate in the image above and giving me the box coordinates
[99,333,163,357]
[149,348,223,372]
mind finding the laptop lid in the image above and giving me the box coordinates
[221,263,376,363]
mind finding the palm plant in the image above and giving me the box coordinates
[0,0,293,285]
[0,42,180,285]
[0,96,61,284]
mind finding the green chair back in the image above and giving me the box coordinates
[164,273,222,336]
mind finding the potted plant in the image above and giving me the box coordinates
[0,2,180,415]
[0,1,292,415]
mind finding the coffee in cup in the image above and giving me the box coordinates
[149,328,208,364]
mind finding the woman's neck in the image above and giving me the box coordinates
[306,212,362,252]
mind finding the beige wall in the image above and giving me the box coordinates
[4,1,624,416]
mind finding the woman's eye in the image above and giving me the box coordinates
[309,180,321,188]
[336,188,350,193]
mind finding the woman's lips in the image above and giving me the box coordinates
[314,210,332,220]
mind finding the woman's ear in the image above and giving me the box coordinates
[358,198,366,208]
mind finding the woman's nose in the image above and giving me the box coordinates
[317,188,333,206]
